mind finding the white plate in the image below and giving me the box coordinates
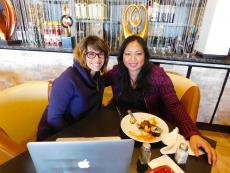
[120,112,169,143]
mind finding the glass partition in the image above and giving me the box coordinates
[1,0,206,55]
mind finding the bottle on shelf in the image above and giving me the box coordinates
[55,21,62,47]
[43,21,49,47]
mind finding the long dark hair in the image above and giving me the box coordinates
[117,35,151,93]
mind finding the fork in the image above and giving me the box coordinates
[128,110,137,124]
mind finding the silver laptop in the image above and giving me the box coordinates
[27,139,134,173]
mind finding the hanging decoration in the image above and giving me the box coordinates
[0,0,16,40]
[122,4,148,39]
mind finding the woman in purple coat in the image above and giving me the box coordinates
[104,35,216,165]
[37,35,109,141]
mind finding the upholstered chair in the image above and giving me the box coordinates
[0,81,49,164]
[167,73,200,123]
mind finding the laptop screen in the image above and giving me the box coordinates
[27,139,134,173]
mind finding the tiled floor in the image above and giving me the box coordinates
[200,130,230,173]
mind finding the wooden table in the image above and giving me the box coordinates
[0,108,215,173]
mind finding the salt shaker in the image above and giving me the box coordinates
[139,142,151,164]
[175,143,189,165]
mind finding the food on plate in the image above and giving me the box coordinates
[151,126,162,137]
[146,165,175,173]
[128,131,156,142]
[139,118,162,137]
[128,117,162,142]
[129,116,137,124]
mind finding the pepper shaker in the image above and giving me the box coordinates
[139,142,151,164]
[175,143,189,165]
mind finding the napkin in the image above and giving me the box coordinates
[160,127,204,156]
[148,155,185,173]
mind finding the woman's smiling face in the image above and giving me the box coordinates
[123,40,145,74]
[85,46,105,74]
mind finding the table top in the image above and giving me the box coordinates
[0,107,215,173]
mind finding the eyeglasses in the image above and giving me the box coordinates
[85,51,105,59]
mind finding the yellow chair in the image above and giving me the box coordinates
[102,73,200,123]
[167,73,200,123]
[0,81,49,164]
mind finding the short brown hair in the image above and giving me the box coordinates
[73,35,109,72]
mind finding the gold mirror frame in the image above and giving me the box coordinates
[0,0,16,40]
[123,4,148,39]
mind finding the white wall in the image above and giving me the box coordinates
[195,0,230,55]
[0,49,73,90]
[0,49,117,90]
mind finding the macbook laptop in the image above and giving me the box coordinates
[27,138,134,173]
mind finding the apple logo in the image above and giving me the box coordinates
[77,159,90,169]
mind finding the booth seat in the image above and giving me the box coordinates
[167,73,200,123]
[0,81,49,164]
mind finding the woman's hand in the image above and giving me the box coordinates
[189,135,217,166]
